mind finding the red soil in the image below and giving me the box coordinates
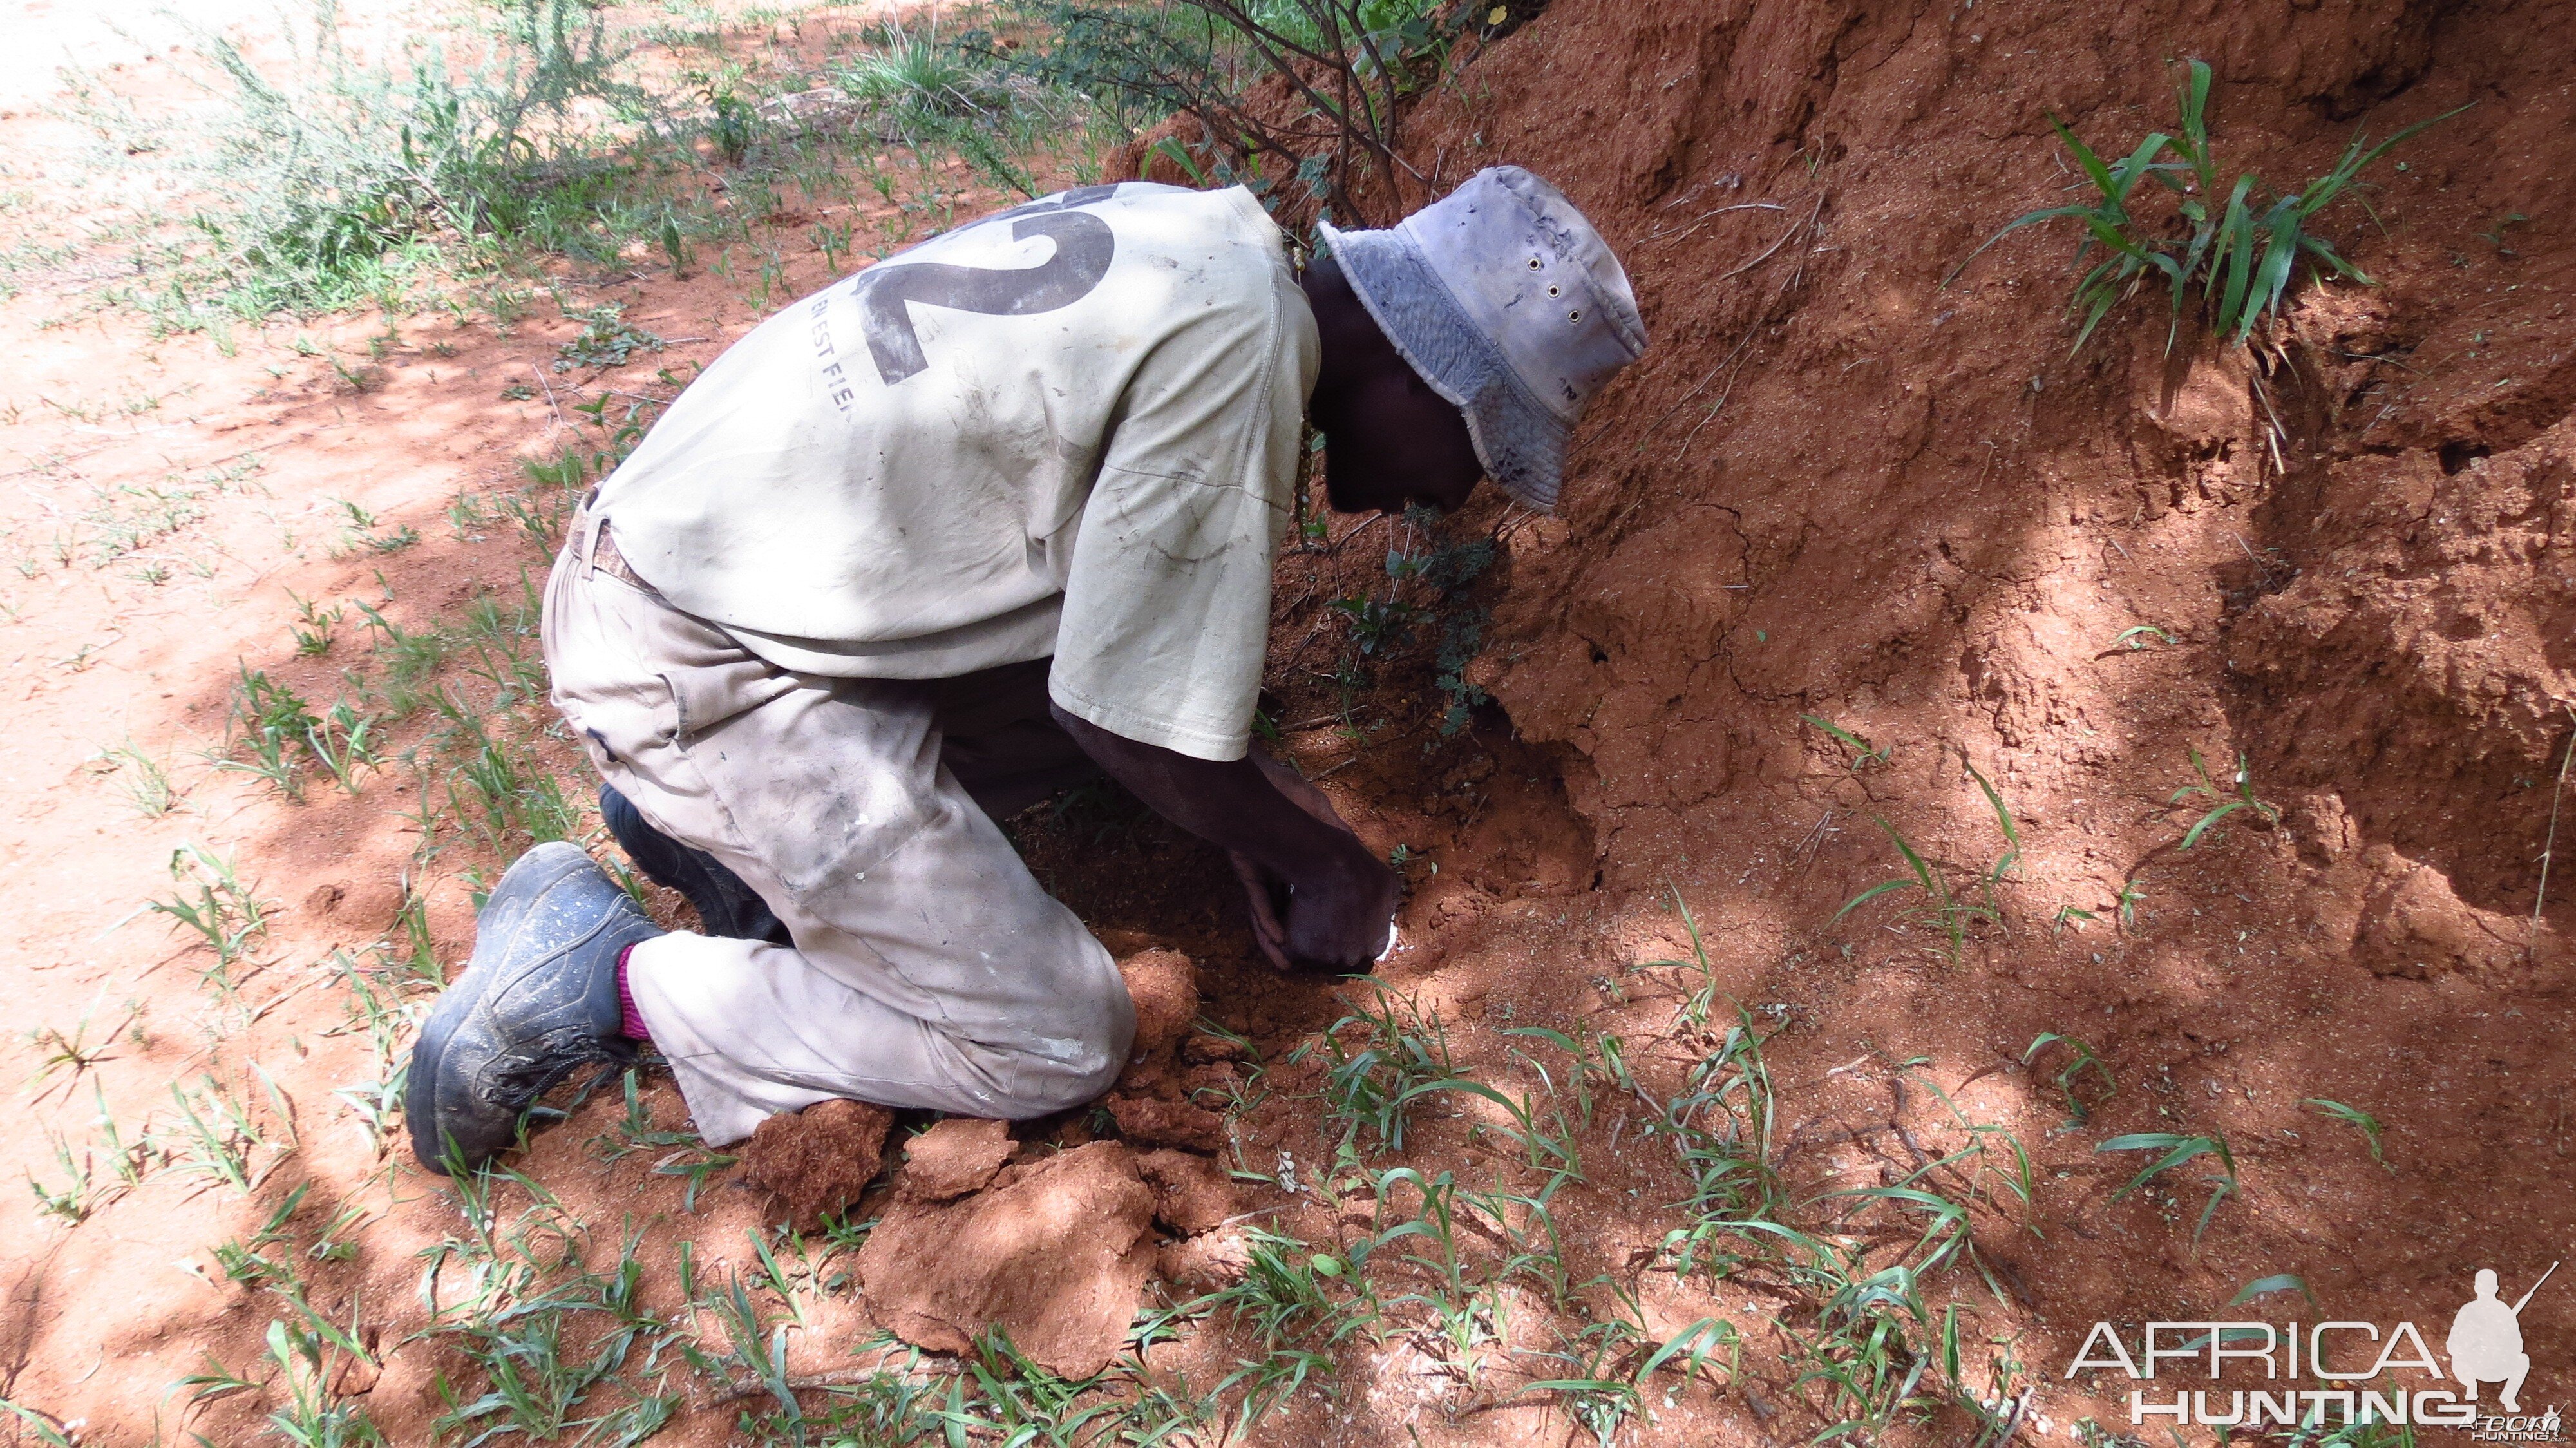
[737,1097,895,1231]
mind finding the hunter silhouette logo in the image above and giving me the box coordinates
[2065,1259,2561,1435]
[2452,1262,2556,1441]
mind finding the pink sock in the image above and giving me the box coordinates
[616,944,652,1042]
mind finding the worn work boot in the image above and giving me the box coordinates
[406,842,661,1175]
[600,783,790,945]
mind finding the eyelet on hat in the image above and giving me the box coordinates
[1526,256,1543,270]
[1568,309,1582,322]
[1546,284,1561,297]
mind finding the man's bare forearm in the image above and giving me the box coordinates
[1049,705,1375,887]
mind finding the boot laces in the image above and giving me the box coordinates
[479,1027,618,1110]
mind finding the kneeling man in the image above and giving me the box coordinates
[407,167,1647,1173]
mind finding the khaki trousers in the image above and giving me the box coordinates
[540,510,1133,1146]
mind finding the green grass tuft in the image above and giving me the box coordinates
[1949,57,2467,352]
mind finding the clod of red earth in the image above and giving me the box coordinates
[1102,948,1229,1149]
[1158,1226,1254,1291]
[896,1116,1014,1202]
[1104,1092,1227,1153]
[735,1097,894,1232]
[2353,844,2530,978]
[1135,1147,1238,1234]
[1117,946,1199,1055]
[1179,1031,1245,1065]
[855,1140,1156,1378]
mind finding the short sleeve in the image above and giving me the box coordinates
[1048,262,1317,761]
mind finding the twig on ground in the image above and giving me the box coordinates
[530,363,569,432]
[2531,703,2576,953]
[1640,193,1829,459]
[703,1358,966,1409]
[1643,200,1787,245]
[1714,197,1821,281]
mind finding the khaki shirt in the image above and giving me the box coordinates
[599,183,1316,761]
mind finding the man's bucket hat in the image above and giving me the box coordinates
[1319,166,1647,512]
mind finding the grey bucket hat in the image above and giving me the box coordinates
[1319,166,1647,512]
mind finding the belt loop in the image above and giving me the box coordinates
[572,503,606,569]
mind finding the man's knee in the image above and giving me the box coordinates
[994,982,1133,1117]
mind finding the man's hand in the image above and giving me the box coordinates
[1227,756,1390,971]
[1052,706,1398,971]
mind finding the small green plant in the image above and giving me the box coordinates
[23,1005,138,1096]
[1801,714,1893,770]
[1198,1224,1378,1358]
[2302,1098,2391,1168]
[837,15,994,117]
[350,596,451,718]
[2230,1273,2318,1312]
[26,1129,105,1223]
[430,685,580,855]
[2099,1130,2238,1247]
[95,739,178,816]
[590,1071,737,1210]
[256,1312,388,1446]
[303,703,383,794]
[167,1072,284,1194]
[217,662,321,798]
[2023,1033,2116,1123]
[1303,980,1457,1152]
[1326,595,1417,655]
[1644,998,1790,1272]
[0,1398,79,1447]
[287,590,343,654]
[77,0,656,323]
[2170,745,2280,850]
[1950,59,2466,352]
[553,302,663,372]
[149,843,272,993]
[2110,625,2176,651]
[212,1186,308,1286]
[1832,815,1996,963]
[1629,886,1725,1037]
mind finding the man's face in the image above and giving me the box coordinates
[1316,367,1484,516]
[1300,254,1486,516]
[1323,446,1481,516]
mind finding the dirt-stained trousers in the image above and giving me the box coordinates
[539,508,1135,1147]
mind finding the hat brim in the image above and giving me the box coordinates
[1318,220,1571,513]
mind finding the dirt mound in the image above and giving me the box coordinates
[2234,417,2576,916]
[1135,1147,1238,1235]
[1102,948,1233,1151]
[896,1116,1015,1201]
[736,1097,894,1231]
[1158,1226,1255,1292]
[1117,946,1200,1054]
[855,1140,1158,1378]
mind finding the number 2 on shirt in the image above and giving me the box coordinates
[851,185,1122,386]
